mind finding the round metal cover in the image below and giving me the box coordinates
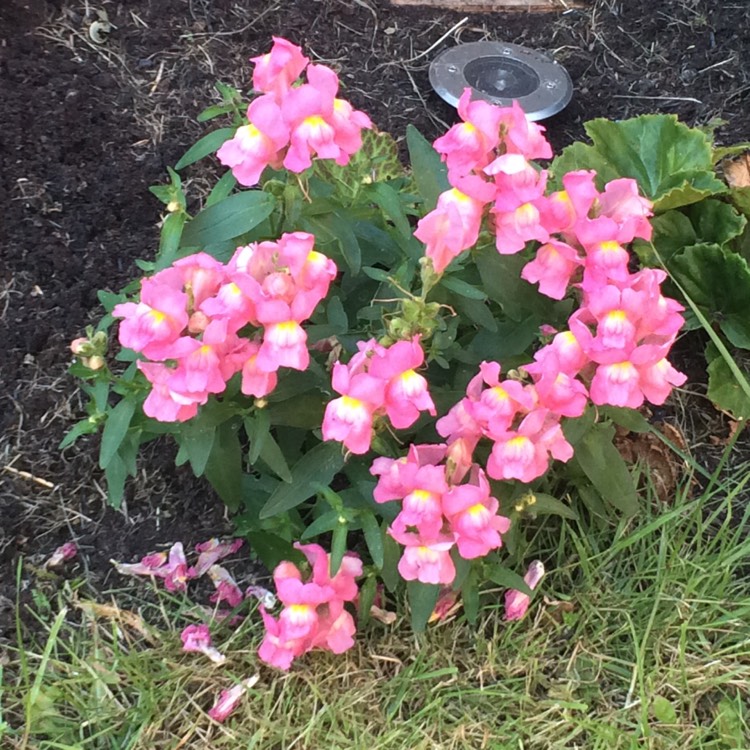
[429,41,573,121]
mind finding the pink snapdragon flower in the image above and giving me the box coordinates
[257,545,361,670]
[282,64,372,172]
[216,96,290,187]
[442,469,510,559]
[180,624,226,664]
[323,337,435,453]
[414,188,485,274]
[251,36,309,100]
[487,408,574,484]
[389,518,457,585]
[433,88,502,178]
[113,280,188,360]
[521,240,583,300]
[497,101,553,160]
[504,560,545,621]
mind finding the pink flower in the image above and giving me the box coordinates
[208,676,259,722]
[389,519,456,585]
[240,342,279,398]
[434,88,503,178]
[217,96,289,187]
[138,361,204,423]
[368,337,436,429]
[521,240,582,300]
[113,280,188,359]
[442,469,510,559]
[282,64,371,171]
[257,606,308,670]
[597,178,653,243]
[497,101,552,160]
[487,409,573,484]
[251,37,309,100]
[180,624,226,664]
[414,188,484,274]
[322,355,385,454]
[485,154,547,210]
[505,560,545,621]
[493,201,549,255]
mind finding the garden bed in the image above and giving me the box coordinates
[1,0,749,640]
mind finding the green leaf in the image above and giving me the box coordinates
[265,394,325,430]
[155,212,187,270]
[59,418,100,449]
[330,520,348,576]
[326,295,348,332]
[633,210,697,266]
[301,509,341,539]
[487,565,532,596]
[197,103,235,123]
[174,127,236,171]
[258,433,293,483]
[245,531,303,571]
[686,198,746,246]
[99,399,136,470]
[357,575,378,625]
[531,493,579,520]
[552,115,726,210]
[260,442,345,519]
[104,453,127,508]
[205,170,237,208]
[245,411,270,464]
[406,124,449,212]
[670,243,750,348]
[651,695,678,724]
[440,275,487,300]
[369,182,412,239]
[461,568,480,624]
[204,420,243,510]
[381,533,401,593]
[474,244,561,322]
[179,419,216,477]
[574,423,639,515]
[361,513,384,569]
[599,405,652,433]
[706,343,750,419]
[407,581,440,633]
[181,190,275,248]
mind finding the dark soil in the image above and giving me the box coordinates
[2,0,749,639]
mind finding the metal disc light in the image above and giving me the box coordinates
[429,41,573,122]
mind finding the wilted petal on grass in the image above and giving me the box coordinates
[44,542,77,569]
[504,560,545,621]
[245,585,277,609]
[208,565,244,607]
[208,675,260,723]
[180,623,226,665]
[192,538,244,578]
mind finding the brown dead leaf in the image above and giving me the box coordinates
[74,597,159,643]
[723,152,750,188]
[614,421,690,505]
[370,605,398,625]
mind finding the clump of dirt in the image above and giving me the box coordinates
[1,0,748,639]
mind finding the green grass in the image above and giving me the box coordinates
[3,467,750,750]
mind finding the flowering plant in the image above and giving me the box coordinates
[67,36,750,669]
